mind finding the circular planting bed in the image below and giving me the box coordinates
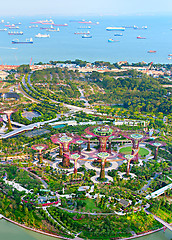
[96,177,108,182]
[58,162,74,169]
[119,147,149,157]
[91,161,112,168]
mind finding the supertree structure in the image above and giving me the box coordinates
[51,133,83,167]
[124,154,135,176]
[84,126,120,152]
[108,135,116,154]
[70,153,80,175]
[97,152,110,179]
[0,109,17,131]
[121,132,148,162]
[83,134,93,151]
[148,141,166,160]
[31,144,48,164]
[76,140,84,154]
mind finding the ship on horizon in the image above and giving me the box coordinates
[35,33,50,38]
[74,31,90,35]
[108,38,120,42]
[106,27,125,31]
[148,50,156,53]
[114,33,123,36]
[82,35,92,38]
[8,31,23,35]
[12,38,33,44]
[52,23,68,26]
[137,36,146,39]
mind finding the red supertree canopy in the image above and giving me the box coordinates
[83,125,121,138]
[51,133,85,145]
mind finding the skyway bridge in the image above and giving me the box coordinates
[144,209,172,231]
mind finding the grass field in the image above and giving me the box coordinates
[119,147,149,156]
[82,199,101,212]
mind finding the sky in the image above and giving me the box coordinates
[0,0,172,16]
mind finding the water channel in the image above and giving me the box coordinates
[0,219,171,240]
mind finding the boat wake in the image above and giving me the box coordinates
[0,47,18,50]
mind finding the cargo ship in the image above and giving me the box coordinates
[148,50,156,53]
[78,20,92,24]
[108,39,119,42]
[40,25,55,30]
[29,25,38,28]
[9,26,19,29]
[12,38,33,44]
[5,24,15,27]
[35,33,50,38]
[52,23,68,26]
[46,28,60,32]
[74,31,90,35]
[82,35,92,38]
[168,54,172,56]
[8,31,23,35]
[78,26,91,29]
[31,19,54,24]
[106,27,125,31]
[114,33,123,36]
[137,36,146,39]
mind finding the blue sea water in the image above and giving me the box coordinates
[0,15,172,65]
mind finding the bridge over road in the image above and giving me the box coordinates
[144,209,172,231]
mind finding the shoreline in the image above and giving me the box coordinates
[0,215,71,240]
[0,214,171,240]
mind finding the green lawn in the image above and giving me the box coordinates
[119,147,149,156]
[82,198,102,212]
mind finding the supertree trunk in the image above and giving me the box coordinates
[74,159,77,175]
[108,141,112,154]
[62,143,70,167]
[39,151,43,164]
[99,137,107,152]
[100,160,105,179]
[78,145,81,155]
[154,147,159,160]
[132,140,139,162]
[126,160,131,176]
[62,152,70,167]
[87,139,91,151]
[59,144,63,157]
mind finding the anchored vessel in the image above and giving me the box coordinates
[12,38,33,44]
[114,33,123,36]
[82,35,92,38]
[106,27,125,31]
[8,31,23,35]
[35,33,50,38]
[108,39,119,42]
[137,36,146,39]
[74,31,90,35]
[148,50,156,53]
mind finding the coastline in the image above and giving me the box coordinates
[0,214,170,240]
[0,215,71,240]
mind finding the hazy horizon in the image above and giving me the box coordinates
[0,0,172,17]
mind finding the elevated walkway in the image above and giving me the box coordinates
[145,209,172,231]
